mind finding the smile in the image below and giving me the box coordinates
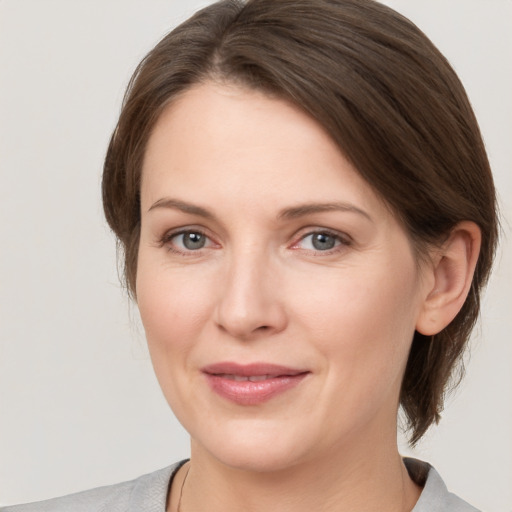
[219,374,282,382]
[202,363,309,405]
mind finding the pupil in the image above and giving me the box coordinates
[312,233,335,250]
[183,232,205,250]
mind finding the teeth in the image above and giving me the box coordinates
[248,375,268,382]
[221,374,277,382]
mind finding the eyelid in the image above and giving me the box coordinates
[158,226,219,254]
[290,228,352,251]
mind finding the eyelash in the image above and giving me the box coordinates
[158,228,352,256]
[158,228,213,255]
[292,229,352,255]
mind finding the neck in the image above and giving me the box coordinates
[171,429,421,512]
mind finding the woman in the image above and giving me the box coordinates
[1,0,500,510]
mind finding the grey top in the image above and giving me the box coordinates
[1,459,480,511]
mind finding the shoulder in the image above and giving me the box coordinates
[405,458,481,512]
[0,462,184,512]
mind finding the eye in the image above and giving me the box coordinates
[164,230,213,252]
[295,231,349,252]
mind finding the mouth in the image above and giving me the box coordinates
[201,362,309,405]
[217,374,287,382]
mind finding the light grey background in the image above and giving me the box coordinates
[0,0,511,509]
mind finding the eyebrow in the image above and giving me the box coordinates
[278,202,373,222]
[148,198,216,219]
[148,197,372,222]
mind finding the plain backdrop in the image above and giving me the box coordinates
[1,0,511,509]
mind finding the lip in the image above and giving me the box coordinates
[201,362,309,405]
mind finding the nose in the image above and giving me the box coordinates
[214,249,287,340]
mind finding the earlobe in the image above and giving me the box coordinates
[416,221,481,336]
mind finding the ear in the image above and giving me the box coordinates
[416,221,481,336]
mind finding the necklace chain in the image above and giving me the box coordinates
[175,460,416,512]
[176,463,191,512]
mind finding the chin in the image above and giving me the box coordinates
[191,420,312,474]
[209,444,303,474]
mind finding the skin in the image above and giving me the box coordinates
[136,82,480,512]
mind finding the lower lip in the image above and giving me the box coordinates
[204,373,308,405]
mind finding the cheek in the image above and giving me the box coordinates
[288,266,421,436]
[291,262,421,378]
[135,260,220,425]
[136,260,216,357]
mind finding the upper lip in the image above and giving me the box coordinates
[201,362,308,377]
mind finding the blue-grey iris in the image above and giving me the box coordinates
[312,233,336,250]
[183,232,206,250]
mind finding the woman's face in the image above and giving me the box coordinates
[137,82,432,471]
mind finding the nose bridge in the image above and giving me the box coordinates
[215,242,286,339]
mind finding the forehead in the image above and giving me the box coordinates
[141,82,390,217]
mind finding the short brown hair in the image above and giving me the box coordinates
[102,0,498,444]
